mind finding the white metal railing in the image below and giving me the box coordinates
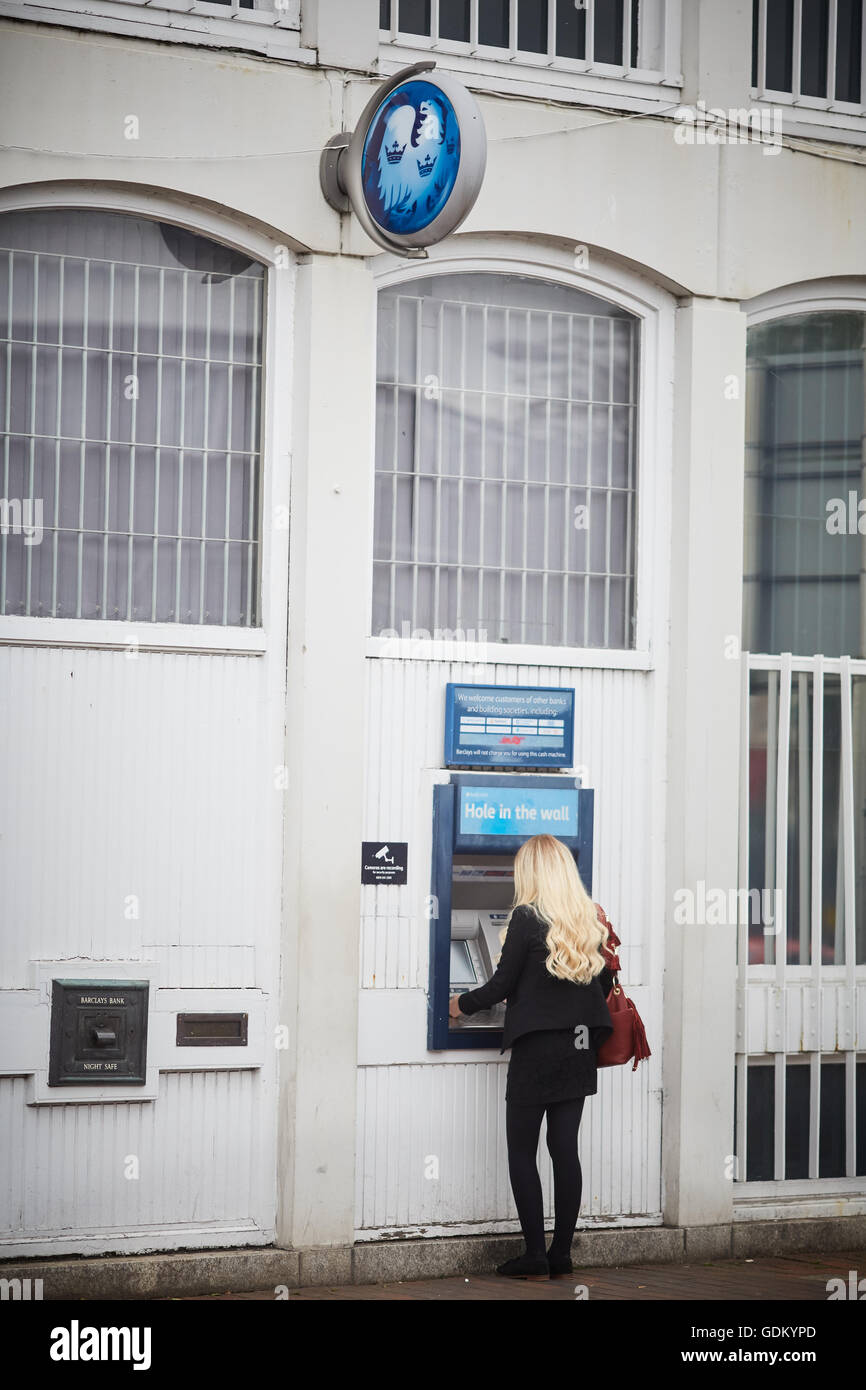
[752,0,866,113]
[735,652,866,1187]
[379,0,682,91]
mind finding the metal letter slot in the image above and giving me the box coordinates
[176,1013,248,1047]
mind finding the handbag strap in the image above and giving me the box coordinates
[594,902,622,973]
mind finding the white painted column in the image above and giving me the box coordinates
[680,0,754,109]
[663,296,746,1228]
[301,0,380,72]
[276,253,377,1247]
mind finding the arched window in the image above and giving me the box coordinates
[373,271,639,648]
[0,209,264,625]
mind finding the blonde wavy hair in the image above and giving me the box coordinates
[500,834,609,984]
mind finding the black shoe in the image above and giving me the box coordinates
[546,1250,573,1278]
[495,1252,550,1280]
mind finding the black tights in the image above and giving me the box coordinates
[505,1096,586,1259]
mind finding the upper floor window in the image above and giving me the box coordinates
[0,0,305,60]
[0,210,264,626]
[379,0,680,95]
[752,0,864,107]
[743,310,866,659]
[373,272,639,649]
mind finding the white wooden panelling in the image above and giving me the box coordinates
[0,1069,275,1256]
[143,945,258,990]
[0,645,280,990]
[354,1058,661,1234]
[358,654,663,1232]
[0,642,283,1251]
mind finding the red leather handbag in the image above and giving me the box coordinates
[594,904,651,1072]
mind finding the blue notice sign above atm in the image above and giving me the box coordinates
[444,683,574,768]
[459,786,578,837]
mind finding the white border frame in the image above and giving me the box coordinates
[744,275,866,325]
[0,181,295,656]
[25,958,161,1103]
[364,233,675,669]
[738,279,866,1205]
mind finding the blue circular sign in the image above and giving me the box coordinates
[361,79,461,236]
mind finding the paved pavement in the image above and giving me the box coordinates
[170,1247,866,1300]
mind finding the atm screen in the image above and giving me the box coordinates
[449,939,477,985]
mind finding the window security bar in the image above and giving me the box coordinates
[373,281,639,650]
[379,0,680,83]
[0,233,265,628]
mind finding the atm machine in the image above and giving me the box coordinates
[428,773,594,1050]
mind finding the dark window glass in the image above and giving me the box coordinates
[746,1064,775,1179]
[857,1060,866,1175]
[380,0,392,28]
[631,0,639,66]
[783,674,811,965]
[854,683,866,966]
[440,0,470,41]
[820,685,845,966]
[835,0,863,101]
[479,0,509,46]
[766,0,794,89]
[801,0,829,96]
[743,313,866,660]
[785,1064,810,1177]
[594,0,624,64]
[556,0,587,58]
[820,1062,846,1176]
[517,0,548,52]
[398,0,431,36]
[752,0,759,85]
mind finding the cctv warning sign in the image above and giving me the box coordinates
[361,841,408,885]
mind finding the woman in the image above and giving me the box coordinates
[448,833,615,1281]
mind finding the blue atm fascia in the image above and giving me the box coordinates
[428,773,594,1051]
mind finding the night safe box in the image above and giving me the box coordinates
[48,979,149,1086]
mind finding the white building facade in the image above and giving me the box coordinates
[0,0,864,1264]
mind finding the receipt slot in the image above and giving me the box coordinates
[428,773,593,1050]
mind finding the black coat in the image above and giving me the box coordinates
[457,904,615,1054]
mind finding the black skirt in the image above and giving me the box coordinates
[505,1025,610,1105]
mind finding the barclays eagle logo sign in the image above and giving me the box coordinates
[320,62,486,257]
[361,81,461,236]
